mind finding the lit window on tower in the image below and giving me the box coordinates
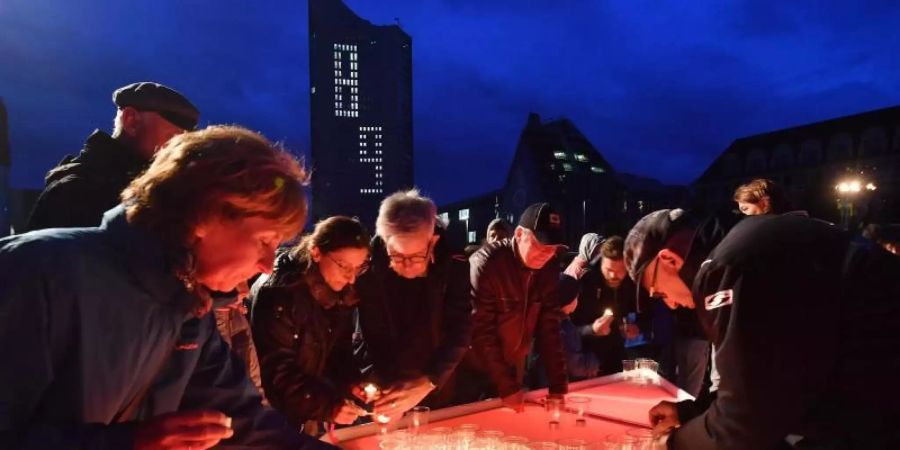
[358,125,385,195]
[333,43,359,119]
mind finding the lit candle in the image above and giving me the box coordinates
[363,383,379,402]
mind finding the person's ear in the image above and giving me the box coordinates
[119,107,143,136]
[310,246,322,263]
[514,226,526,240]
[656,248,684,272]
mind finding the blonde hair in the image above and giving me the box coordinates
[375,189,437,239]
[123,125,308,252]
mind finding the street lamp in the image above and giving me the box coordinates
[834,178,877,229]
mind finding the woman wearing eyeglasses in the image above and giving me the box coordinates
[250,216,371,434]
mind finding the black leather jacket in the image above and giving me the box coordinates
[250,253,362,426]
[469,238,568,397]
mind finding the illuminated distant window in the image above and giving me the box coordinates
[574,153,588,162]
[562,163,573,172]
[458,209,470,221]
[590,166,605,173]
[468,231,477,243]
[553,151,567,160]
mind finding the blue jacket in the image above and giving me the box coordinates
[0,206,334,450]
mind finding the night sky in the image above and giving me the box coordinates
[2,0,899,205]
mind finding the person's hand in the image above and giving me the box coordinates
[373,376,435,418]
[332,399,367,425]
[501,390,525,413]
[134,410,234,450]
[649,401,680,436]
[621,323,641,340]
[350,383,371,403]
[592,315,615,336]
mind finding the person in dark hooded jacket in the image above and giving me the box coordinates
[26,81,199,232]
[626,209,900,450]
[251,216,370,434]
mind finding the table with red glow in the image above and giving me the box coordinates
[324,374,693,449]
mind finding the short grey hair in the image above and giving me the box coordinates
[376,189,437,239]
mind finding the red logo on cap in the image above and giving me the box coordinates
[549,213,561,225]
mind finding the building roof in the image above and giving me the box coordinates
[695,105,900,183]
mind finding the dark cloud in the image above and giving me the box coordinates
[1,0,899,206]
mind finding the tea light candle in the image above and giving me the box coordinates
[363,383,378,402]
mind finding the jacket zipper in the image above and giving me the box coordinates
[513,271,534,355]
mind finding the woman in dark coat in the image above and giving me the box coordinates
[251,216,370,434]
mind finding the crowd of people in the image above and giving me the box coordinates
[1,81,899,450]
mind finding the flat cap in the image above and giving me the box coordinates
[113,82,200,130]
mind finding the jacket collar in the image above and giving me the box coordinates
[99,205,195,316]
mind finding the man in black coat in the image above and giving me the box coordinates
[626,209,900,449]
[356,189,473,419]
[26,81,199,231]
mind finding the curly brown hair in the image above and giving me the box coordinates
[123,125,309,258]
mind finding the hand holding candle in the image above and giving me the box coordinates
[592,309,615,336]
[363,383,379,403]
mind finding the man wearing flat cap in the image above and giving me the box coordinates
[25,81,200,231]
[467,202,570,411]
[625,209,900,449]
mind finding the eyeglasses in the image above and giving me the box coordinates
[387,243,433,267]
[326,254,369,277]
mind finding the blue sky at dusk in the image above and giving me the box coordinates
[2,0,898,204]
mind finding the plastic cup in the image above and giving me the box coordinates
[622,359,636,382]
[502,435,531,450]
[557,438,590,450]
[625,428,654,450]
[409,406,430,434]
[567,396,591,426]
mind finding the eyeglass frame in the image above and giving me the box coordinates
[387,241,435,267]
[325,253,370,277]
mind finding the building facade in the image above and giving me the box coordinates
[439,113,685,249]
[693,106,900,227]
[309,0,413,227]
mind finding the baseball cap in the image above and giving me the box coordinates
[518,202,566,246]
[623,209,691,309]
[113,82,200,130]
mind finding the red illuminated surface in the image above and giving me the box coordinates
[327,375,690,449]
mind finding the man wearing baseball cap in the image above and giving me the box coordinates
[26,81,200,231]
[468,202,569,411]
[625,209,900,449]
